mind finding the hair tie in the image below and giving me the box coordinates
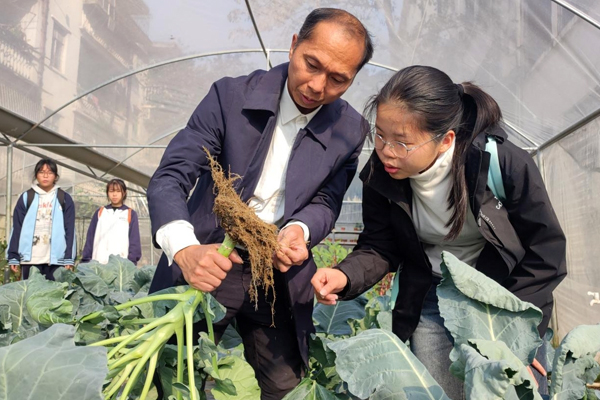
[456,83,464,98]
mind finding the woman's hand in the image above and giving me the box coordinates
[311,268,348,305]
[10,265,19,273]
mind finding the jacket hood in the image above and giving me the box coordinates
[32,183,59,195]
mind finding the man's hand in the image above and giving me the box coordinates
[174,243,243,292]
[10,265,19,274]
[273,225,309,273]
[311,268,348,305]
[65,265,74,271]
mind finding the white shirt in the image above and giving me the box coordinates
[410,141,486,275]
[29,184,57,265]
[156,80,320,264]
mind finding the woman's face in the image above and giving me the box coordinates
[36,165,56,191]
[374,103,454,180]
[108,185,124,206]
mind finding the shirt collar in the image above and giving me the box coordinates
[279,79,322,126]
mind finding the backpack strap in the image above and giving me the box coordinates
[25,188,67,211]
[25,188,35,212]
[98,206,104,218]
[485,136,506,201]
[56,188,66,210]
[127,208,132,224]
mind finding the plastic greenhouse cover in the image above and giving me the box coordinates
[0,0,599,176]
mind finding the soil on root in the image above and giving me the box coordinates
[205,149,280,308]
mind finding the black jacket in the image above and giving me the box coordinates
[337,127,567,341]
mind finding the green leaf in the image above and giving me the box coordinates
[220,324,243,350]
[0,304,11,331]
[129,264,156,293]
[73,265,111,297]
[348,295,390,335]
[313,296,366,336]
[452,339,542,400]
[308,334,343,391]
[24,269,74,325]
[105,255,137,292]
[438,251,543,366]
[0,279,38,339]
[282,378,338,400]
[173,382,202,400]
[0,324,107,400]
[212,356,261,400]
[549,324,600,399]
[328,328,449,400]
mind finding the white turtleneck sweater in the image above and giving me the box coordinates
[409,141,486,275]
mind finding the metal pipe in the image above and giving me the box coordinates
[4,145,13,283]
[18,144,167,148]
[531,106,600,156]
[550,0,600,31]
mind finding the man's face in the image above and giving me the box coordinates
[287,21,364,114]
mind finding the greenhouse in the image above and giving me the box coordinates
[0,0,599,399]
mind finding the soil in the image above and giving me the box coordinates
[206,149,280,307]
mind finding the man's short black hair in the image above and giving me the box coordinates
[296,8,374,73]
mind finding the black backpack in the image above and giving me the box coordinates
[25,188,67,212]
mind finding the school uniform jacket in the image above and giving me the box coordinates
[7,189,76,266]
[147,62,368,364]
[336,126,567,340]
[81,204,142,265]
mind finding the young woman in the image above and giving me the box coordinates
[81,179,141,265]
[311,66,567,398]
[8,158,76,280]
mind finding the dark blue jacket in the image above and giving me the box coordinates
[148,62,367,363]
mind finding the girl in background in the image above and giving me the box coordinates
[8,158,76,280]
[311,66,566,398]
[82,178,141,265]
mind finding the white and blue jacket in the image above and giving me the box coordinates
[7,187,76,266]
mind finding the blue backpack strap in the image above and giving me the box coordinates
[485,136,506,201]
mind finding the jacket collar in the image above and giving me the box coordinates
[242,62,339,149]
[359,153,412,211]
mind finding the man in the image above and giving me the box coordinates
[148,8,373,399]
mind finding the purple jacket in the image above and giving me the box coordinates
[147,62,367,363]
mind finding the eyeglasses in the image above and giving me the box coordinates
[373,132,445,158]
[37,170,55,176]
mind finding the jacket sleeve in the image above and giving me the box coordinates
[62,193,76,264]
[81,208,99,263]
[147,81,226,246]
[502,145,567,335]
[7,193,27,265]
[335,182,401,299]
[287,119,368,246]
[128,209,142,265]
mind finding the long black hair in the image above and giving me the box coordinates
[364,65,502,240]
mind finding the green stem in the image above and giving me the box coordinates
[81,292,190,322]
[119,324,174,400]
[201,296,219,376]
[175,325,185,400]
[218,233,236,257]
[184,308,198,400]
[107,304,183,358]
[104,362,135,399]
[139,350,159,400]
